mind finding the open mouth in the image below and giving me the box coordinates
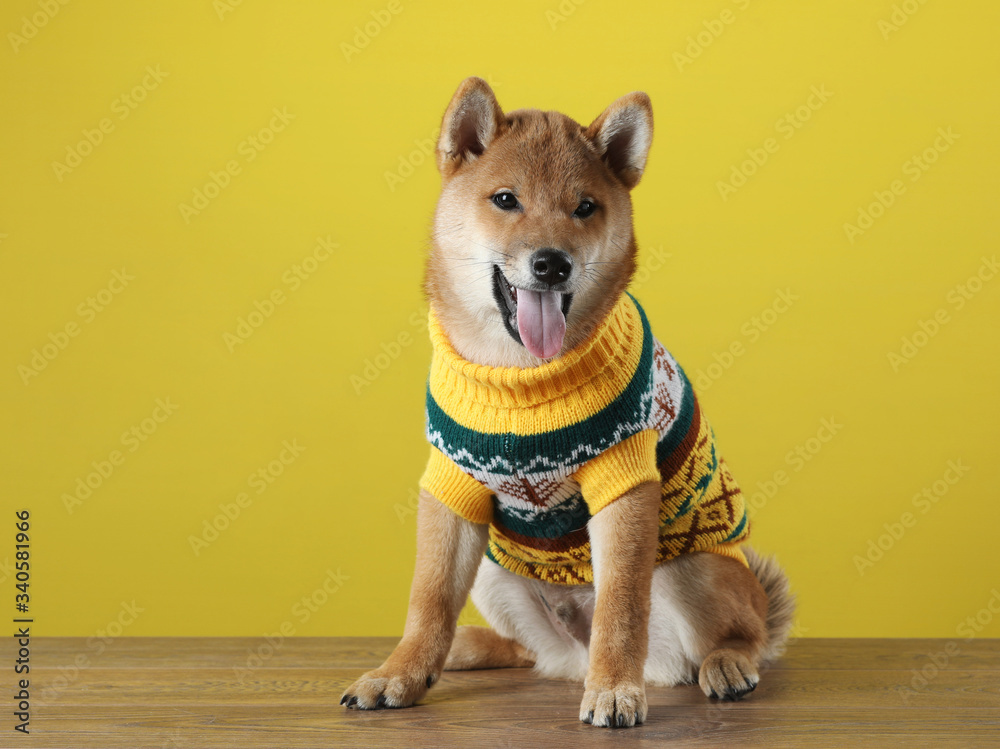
[492,265,573,359]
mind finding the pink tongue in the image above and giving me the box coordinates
[517,289,566,359]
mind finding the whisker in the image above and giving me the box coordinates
[462,237,500,254]
[582,266,608,283]
[434,222,465,236]
[466,268,498,285]
[432,232,512,265]
[437,255,496,267]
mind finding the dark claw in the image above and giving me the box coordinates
[340,694,350,706]
[719,682,756,701]
[616,713,626,728]
[586,710,594,724]
[347,696,358,708]
[376,695,387,708]
[426,674,434,688]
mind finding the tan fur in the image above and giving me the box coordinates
[745,546,797,661]
[341,78,795,727]
[341,490,486,709]
[657,552,770,699]
[425,78,649,367]
[578,480,661,726]
[461,544,793,692]
[444,626,535,670]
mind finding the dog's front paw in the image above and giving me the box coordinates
[579,682,647,728]
[340,667,437,710]
[698,648,759,701]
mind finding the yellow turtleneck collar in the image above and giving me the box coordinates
[427,293,647,434]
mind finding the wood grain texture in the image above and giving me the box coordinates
[3,638,998,748]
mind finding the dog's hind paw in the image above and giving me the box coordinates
[698,648,760,701]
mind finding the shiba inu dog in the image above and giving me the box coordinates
[341,77,794,728]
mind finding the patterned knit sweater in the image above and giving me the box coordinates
[419,293,749,585]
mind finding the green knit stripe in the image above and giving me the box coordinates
[426,295,655,476]
[723,510,749,542]
[494,494,590,539]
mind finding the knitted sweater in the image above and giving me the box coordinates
[419,293,749,585]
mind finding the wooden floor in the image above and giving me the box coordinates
[6,637,999,748]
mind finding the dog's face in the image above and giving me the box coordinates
[426,78,653,367]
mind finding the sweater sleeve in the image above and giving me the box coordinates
[573,428,661,515]
[418,446,494,524]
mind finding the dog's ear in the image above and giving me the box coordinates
[437,77,505,176]
[585,92,653,189]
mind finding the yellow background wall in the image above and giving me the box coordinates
[1,1,998,640]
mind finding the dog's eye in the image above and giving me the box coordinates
[492,192,520,211]
[573,200,596,218]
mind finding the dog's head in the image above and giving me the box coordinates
[426,77,653,367]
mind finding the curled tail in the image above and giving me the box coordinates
[744,546,796,661]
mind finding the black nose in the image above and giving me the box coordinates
[531,248,573,287]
